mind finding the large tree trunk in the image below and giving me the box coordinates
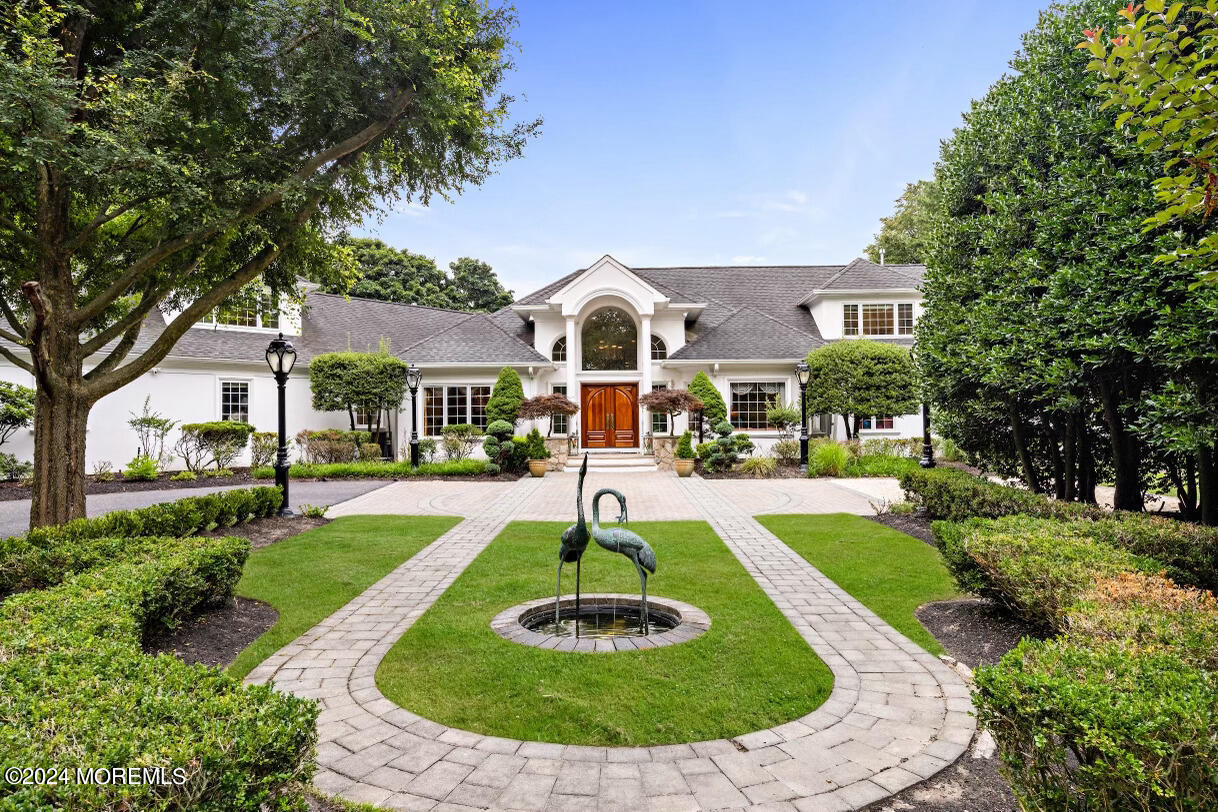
[30,386,91,527]
[1096,378,1142,512]
[1062,415,1077,502]
[1199,446,1218,527]
[1077,415,1097,504]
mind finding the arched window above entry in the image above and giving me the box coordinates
[650,335,667,360]
[581,307,637,371]
[552,336,567,362]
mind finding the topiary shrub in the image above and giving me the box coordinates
[676,430,695,460]
[733,432,754,457]
[486,367,524,426]
[688,371,725,438]
[524,427,549,460]
[704,420,738,473]
[440,423,480,461]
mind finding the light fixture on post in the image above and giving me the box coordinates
[405,363,423,467]
[796,360,811,474]
[264,332,297,515]
[920,401,935,468]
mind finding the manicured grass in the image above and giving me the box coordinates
[228,515,460,679]
[377,520,833,746]
[757,513,960,654]
[250,459,487,479]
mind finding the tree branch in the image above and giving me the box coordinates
[0,297,25,337]
[0,345,34,375]
[0,214,39,249]
[80,258,200,356]
[69,87,415,329]
[64,195,154,254]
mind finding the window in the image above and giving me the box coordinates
[202,286,279,329]
[552,336,567,362]
[470,386,491,432]
[898,303,914,335]
[220,381,249,423]
[730,382,785,430]
[860,415,895,430]
[581,307,637,370]
[552,385,568,435]
[423,385,490,435]
[354,407,389,430]
[843,304,859,336]
[650,384,668,434]
[650,335,667,360]
[861,304,894,336]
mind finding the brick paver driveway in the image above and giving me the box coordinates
[248,474,971,811]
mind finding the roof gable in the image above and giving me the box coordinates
[668,307,824,361]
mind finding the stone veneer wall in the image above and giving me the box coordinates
[545,437,569,471]
[652,435,676,471]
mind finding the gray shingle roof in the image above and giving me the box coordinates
[813,258,923,294]
[398,312,548,364]
[667,307,824,360]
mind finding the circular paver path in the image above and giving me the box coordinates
[247,475,973,811]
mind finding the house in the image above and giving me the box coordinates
[0,255,925,470]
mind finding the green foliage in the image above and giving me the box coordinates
[843,454,920,478]
[440,423,480,461]
[804,341,917,438]
[809,442,848,477]
[676,430,695,460]
[0,535,317,809]
[299,504,329,519]
[176,422,255,472]
[170,470,197,482]
[251,432,279,468]
[127,396,177,463]
[359,442,382,461]
[486,367,524,426]
[0,486,281,595]
[864,180,935,264]
[309,352,408,434]
[317,238,513,311]
[738,456,777,478]
[1083,1,1218,282]
[251,460,488,479]
[733,432,754,457]
[295,429,369,464]
[688,372,726,434]
[484,419,514,439]
[92,460,114,482]
[0,452,31,482]
[524,428,549,461]
[124,453,160,481]
[771,438,800,463]
[764,401,801,440]
[213,467,235,478]
[1080,513,1218,594]
[703,420,738,473]
[900,467,1104,522]
[415,437,438,464]
[639,388,703,436]
[0,380,34,446]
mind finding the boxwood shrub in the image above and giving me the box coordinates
[0,486,281,595]
[250,458,488,479]
[900,467,1103,521]
[1085,513,1218,594]
[0,535,318,810]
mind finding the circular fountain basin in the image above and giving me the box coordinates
[490,594,710,652]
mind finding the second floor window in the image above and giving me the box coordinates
[202,285,279,329]
[843,303,914,337]
[552,336,567,362]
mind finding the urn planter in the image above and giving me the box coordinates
[528,459,548,477]
[674,458,695,477]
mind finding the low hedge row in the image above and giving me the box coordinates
[0,535,318,810]
[250,459,488,479]
[944,516,1218,810]
[0,486,282,595]
[900,467,1103,522]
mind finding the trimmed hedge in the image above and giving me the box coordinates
[1087,513,1218,594]
[900,467,1104,521]
[251,459,488,480]
[952,514,1218,810]
[0,535,318,810]
[0,486,282,596]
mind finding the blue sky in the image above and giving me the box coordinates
[355,0,1049,298]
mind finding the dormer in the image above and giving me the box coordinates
[167,281,302,336]
[799,258,925,340]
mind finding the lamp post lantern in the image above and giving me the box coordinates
[920,400,936,468]
[405,364,423,467]
[265,333,297,515]
[795,360,811,474]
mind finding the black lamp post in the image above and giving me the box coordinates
[920,400,936,468]
[796,360,811,474]
[265,333,297,515]
[405,363,422,467]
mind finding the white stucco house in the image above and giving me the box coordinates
[0,255,925,471]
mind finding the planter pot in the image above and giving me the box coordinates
[674,459,695,477]
[528,459,548,477]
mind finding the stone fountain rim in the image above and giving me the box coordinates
[490,593,711,652]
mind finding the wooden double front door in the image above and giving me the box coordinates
[581,384,638,448]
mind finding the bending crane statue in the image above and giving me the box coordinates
[555,454,658,633]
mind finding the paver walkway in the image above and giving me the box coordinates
[248,475,973,811]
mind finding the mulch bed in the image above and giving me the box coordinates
[694,461,805,479]
[0,469,263,501]
[866,510,936,546]
[200,514,330,549]
[145,596,278,669]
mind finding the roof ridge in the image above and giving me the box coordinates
[729,305,819,339]
[308,289,474,317]
[633,263,847,270]
[475,311,549,360]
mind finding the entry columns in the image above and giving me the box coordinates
[565,316,577,421]
[640,315,652,441]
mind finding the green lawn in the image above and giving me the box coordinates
[377,520,832,746]
[228,515,460,679]
[757,513,960,654]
